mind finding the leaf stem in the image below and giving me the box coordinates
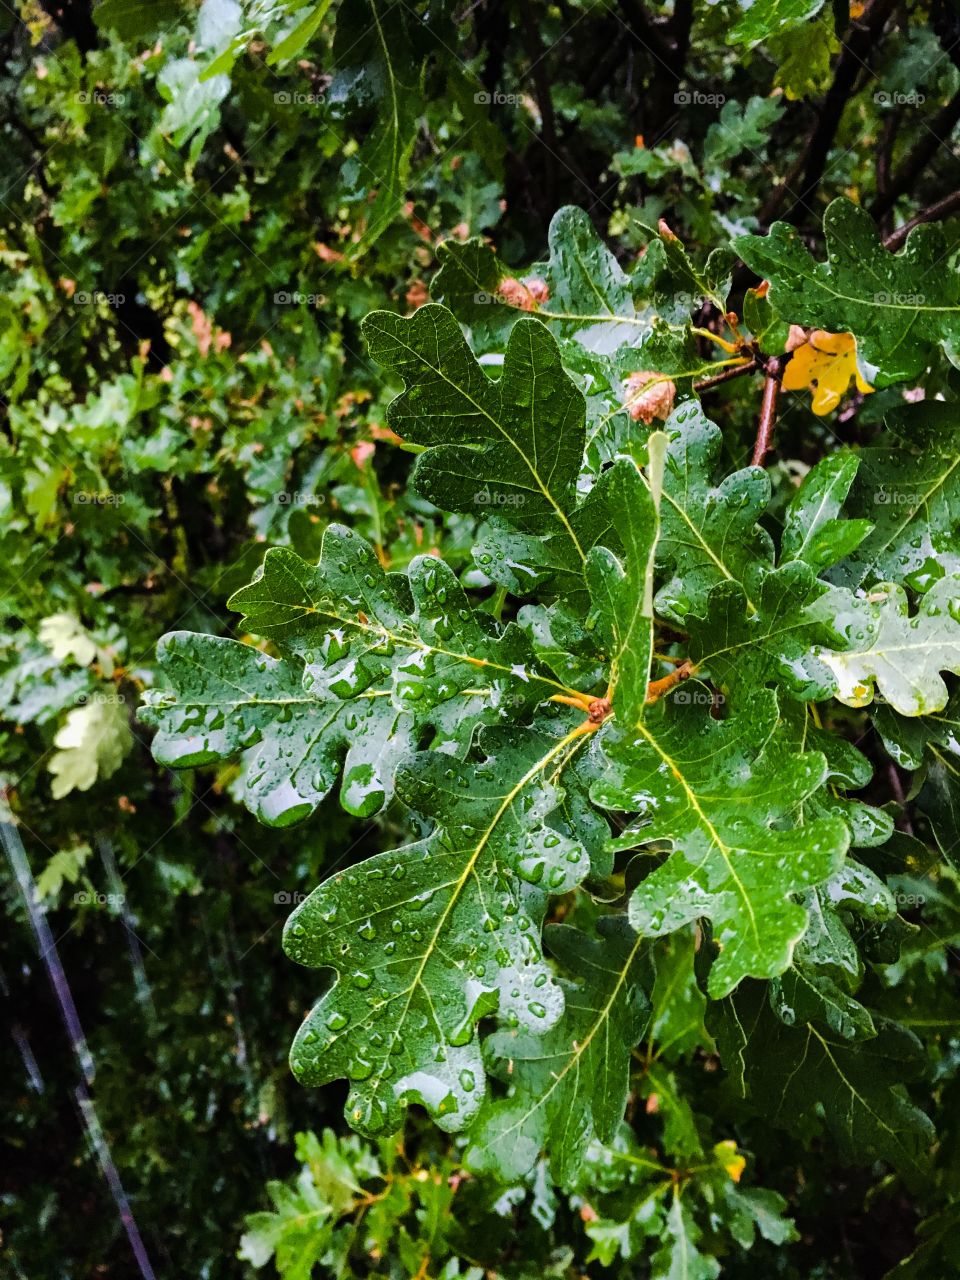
[645,660,694,704]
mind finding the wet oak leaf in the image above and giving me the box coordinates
[592,690,850,996]
[714,984,935,1187]
[362,304,587,553]
[283,724,595,1137]
[465,920,649,1185]
[830,402,960,591]
[141,527,566,824]
[813,574,960,715]
[736,199,960,385]
[654,403,774,621]
[780,449,873,571]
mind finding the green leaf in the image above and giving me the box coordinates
[813,575,960,715]
[655,404,773,621]
[329,0,421,256]
[48,697,132,798]
[736,199,960,384]
[781,450,873,570]
[593,690,849,996]
[141,632,414,825]
[729,0,825,45]
[430,237,513,350]
[238,1129,371,1278]
[587,452,662,726]
[267,0,335,65]
[652,1194,720,1280]
[142,529,573,823]
[465,919,648,1184]
[832,403,960,590]
[535,206,652,354]
[686,564,866,702]
[283,723,595,1137]
[362,306,586,554]
[715,985,935,1187]
[432,206,654,356]
[647,928,713,1060]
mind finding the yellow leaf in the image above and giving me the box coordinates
[713,1139,746,1183]
[781,330,874,415]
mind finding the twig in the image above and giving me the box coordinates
[882,189,960,251]
[870,88,960,220]
[751,355,789,467]
[777,0,897,227]
[693,358,758,393]
[875,111,898,240]
[645,660,694,704]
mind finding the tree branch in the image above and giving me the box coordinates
[694,358,759,393]
[882,188,960,250]
[751,355,789,467]
[767,0,897,228]
[869,88,960,220]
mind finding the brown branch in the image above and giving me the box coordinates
[881,188,960,251]
[694,358,758,393]
[870,88,960,220]
[776,0,898,227]
[875,111,899,240]
[645,660,694,705]
[751,355,789,467]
